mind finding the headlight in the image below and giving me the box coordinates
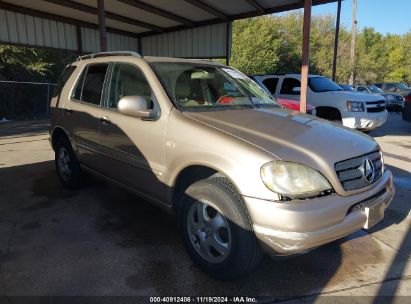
[386,95,395,101]
[261,161,332,199]
[347,101,365,112]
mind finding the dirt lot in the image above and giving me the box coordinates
[0,113,410,301]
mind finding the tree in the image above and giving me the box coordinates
[229,14,411,85]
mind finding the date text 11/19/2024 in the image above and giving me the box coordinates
[149,296,258,303]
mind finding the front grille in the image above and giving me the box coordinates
[335,151,383,191]
[366,100,386,112]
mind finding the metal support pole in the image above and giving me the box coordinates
[97,0,107,52]
[225,21,232,66]
[332,0,341,81]
[76,25,83,55]
[349,0,357,85]
[300,0,311,114]
[46,84,50,118]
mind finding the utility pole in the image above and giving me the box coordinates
[300,0,312,114]
[331,0,342,81]
[349,0,357,85]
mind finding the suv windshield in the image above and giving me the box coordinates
[150,62,278,110]
[368,85,384,93]
[339,84,356,91]
[309,77,343,93]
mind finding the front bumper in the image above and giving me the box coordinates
[342,110,388,130]
[244,171,395,255]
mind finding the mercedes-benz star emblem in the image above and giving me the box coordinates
[359,158,375,184]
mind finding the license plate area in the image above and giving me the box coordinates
[364,202,384,229]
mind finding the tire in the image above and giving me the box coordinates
[55,136,83,190]
[178,177,263,280]
[328,110,342,123]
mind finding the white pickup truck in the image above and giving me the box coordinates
[252,74,388,131]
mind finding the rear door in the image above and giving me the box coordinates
[63,62,109,170]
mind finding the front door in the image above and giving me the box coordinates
[98,62,167,201]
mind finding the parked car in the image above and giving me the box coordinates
[50,52,395,279]
[375,82,411,103]
[355,84,403,112]
[250,75,315,114]
[403,100,411,122]
[253,74,387,131]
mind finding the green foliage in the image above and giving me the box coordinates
[230,14,411,85]
[0,45,76,82]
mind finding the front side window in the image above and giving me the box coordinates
[72,63,109,105]
[280,78,301,95]
[150,62,277,110]
[357,86,368,92]
[107,63,152,109]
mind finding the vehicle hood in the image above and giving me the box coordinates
[320,90,385,101]
[183,108,378,175]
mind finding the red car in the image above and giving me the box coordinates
[276,98,316,115]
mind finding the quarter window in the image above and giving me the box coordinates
[280,78,301,95]
[53,66,76,97]
[72,63,109,105]
[107,63,152,109]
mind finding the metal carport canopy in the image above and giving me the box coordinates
[0,0,338,58]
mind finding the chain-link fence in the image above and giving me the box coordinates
[0,81,56,120]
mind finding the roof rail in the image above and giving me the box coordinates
[76,51,142,61]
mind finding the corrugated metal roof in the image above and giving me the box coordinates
[0,0,338,56]
[0,0,339,36]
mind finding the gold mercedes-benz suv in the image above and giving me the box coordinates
[50,52,395,280]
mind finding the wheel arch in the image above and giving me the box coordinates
[171,164,242,212]
[315,106,342,121]
[50,126,71,151]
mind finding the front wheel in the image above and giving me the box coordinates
[178,177,263,280]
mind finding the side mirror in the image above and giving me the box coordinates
[292,87,301,93]
[117,95,152,119]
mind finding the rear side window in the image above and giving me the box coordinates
[53,66,76,97]
[262,78,279,94]
[357,86,367,92]
[280,78,301,95]
[72,63,109,105]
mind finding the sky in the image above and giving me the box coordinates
[308,0,411,35]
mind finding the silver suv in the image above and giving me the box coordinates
[50,52,395,279]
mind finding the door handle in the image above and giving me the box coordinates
[100,116,111,124]
[65,108,73,114]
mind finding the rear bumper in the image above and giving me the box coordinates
[244,171,394,255]
[342,110,388,130]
